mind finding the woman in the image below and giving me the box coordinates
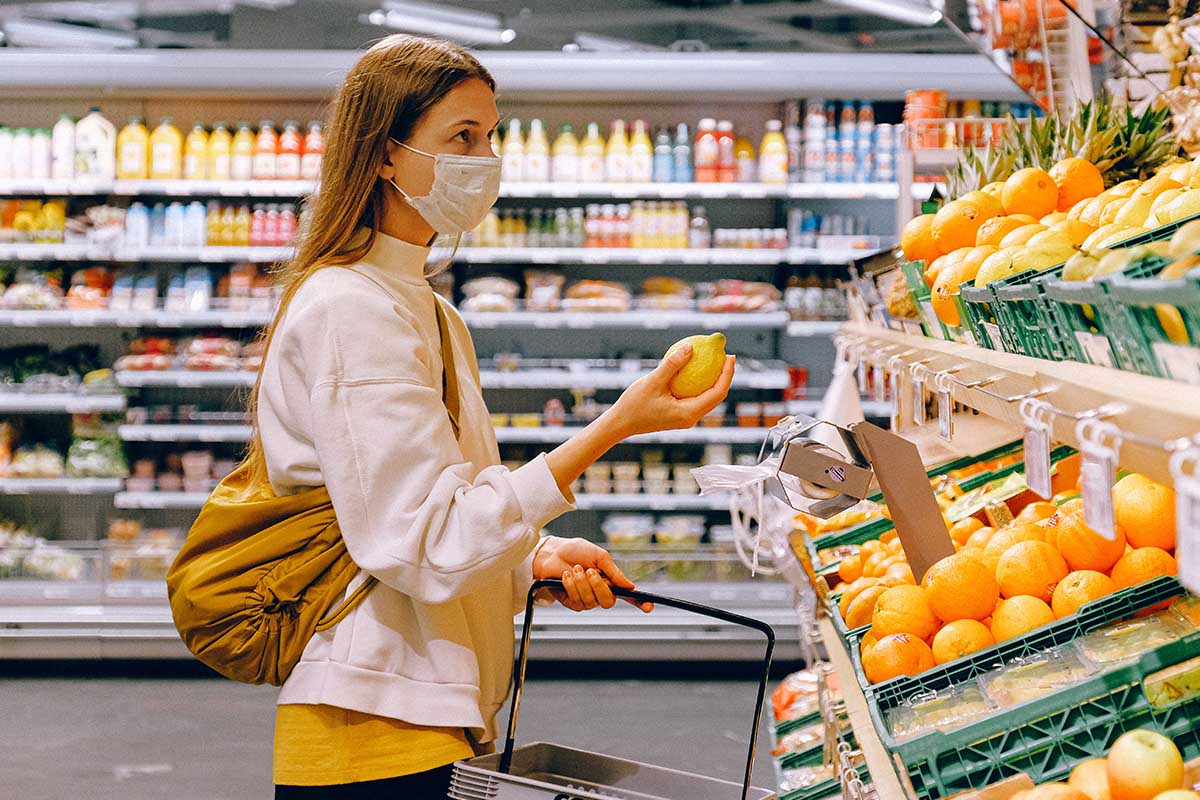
[251,34,735,798]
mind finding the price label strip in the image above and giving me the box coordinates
[910,363,929,427]
[887,355,906,433]
[1170,447,1200,595]
[934,371,957,442]
[1019,397,1054,500]
[1076,418,1122,541]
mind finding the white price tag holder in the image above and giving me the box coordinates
[934,370,957,442]
[1170,447,1200,594]
[910,363,930,427]
[1076,418,1123,541]
[1019,397,1054,500]
[855,346,868,394]
[871,357,886,403]
[887,355,907,433]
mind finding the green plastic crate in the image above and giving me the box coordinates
[991,263,1076,360]
[776,711,822,742]
[959,283,1001,350]
[895,624,1200,799]
[775,744,865,800]
[901,259,975,344]
[953,291,994,351]
[1107,265,1200,384]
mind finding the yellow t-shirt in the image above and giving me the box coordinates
[273,703,475,786]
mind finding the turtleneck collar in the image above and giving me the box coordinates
[356,228,432,286]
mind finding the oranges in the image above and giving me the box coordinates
[981,523,1046,572]
[922,553,999,622]
[996,541,1069,603]
[1110,547,1178,590]
[991,595,1056,641]
[1051,570,1117,618]
[1049,158,1105,211]
[965,527,995,550]
[933,199,998,253]
[932,252,987,326]
[1113,475,1177,551]
[901,213,940,263]
[949,517,985,546]
[837,553,863,584]
[862,633,936,684]
[871,585,940,640]
[838,576,881,618]
[1002,167,1059,218]
[1055,514,1126,572]
[931,619,995,664]
[845,585,889,629]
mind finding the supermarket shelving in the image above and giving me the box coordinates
[0,478,124,495]
[0,243,877,266]
[117,424,253,443]
[0,392,126,414]
[0,178,902,201]
[785,320,843,337]
[114,370,255,389]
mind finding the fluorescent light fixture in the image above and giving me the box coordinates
[382,0,506,30]
[824,0,943,26]
[363,8,516,45]
[1,18,139,48]
[573,32,665,52]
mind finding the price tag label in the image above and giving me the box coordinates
[912,374,926,426]
[1171,450,1200,594]
[900,318,924,337]
[1153,342,1200,385]
[1078,421,1119,540]
[871,363,885,403]
[1020,399,1053,500]
[1074,332,1115,368]
[982,322,1003,350]
[888,369,901,431]
[856,359,868,394]
[937,388,953,441]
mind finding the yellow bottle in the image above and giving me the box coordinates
[758,119,789,184]
[628,120,653,183]
[206,202,221,245]
[579,122,606,183]
[734,136,756,183]
[551,124,580,184]
[524,119,551,183]
[233,204,252,246]
[184,122,208,181]
[149,118,183,180]
[605,119,630,183]
[219,204,236,246]
[207,122,232,181]
[116,117,150,180]
[230,122,255,182]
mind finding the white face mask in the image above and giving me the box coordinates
[388,139,501,235]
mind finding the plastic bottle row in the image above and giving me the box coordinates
[124,201,298,248]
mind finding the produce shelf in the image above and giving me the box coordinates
[0,392,126,414]
[0,478,124,495]
[495,426,774,445]
[0,309,274,328]
[842,323,1200,485]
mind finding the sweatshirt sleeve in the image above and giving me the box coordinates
[301,276,574,604]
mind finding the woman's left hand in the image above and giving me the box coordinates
[533,536,653,613]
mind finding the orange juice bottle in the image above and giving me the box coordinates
[149,118,183,180]
[231,122,255,181]
[183,122,208,181]
[605,119,630,183]
[116,116,149,180]
[234,204,252,246]
[628,120,653,182]
[579,122,606,183]
[207,122,232,181]
[758,119,789,184]
[253,121,278,180]
[276,120,302,181]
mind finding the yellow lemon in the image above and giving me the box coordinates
[666,332,728,398]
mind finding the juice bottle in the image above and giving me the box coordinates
[500,118,524,182]
[30,130,51,180]
[694,118,718,182]
[716,120,736,182]
[278,204,297,244]
[74,107,116,181]
[250,203,266,246]
[51,115,76,180]
[0,127,12,180]
[116,117,150,180]
[758,119,789,184]
[234,204,252,246]
[231,122,255,181]
[550,124,580,184]
[183,122,208,181]
[524,119,550,183]
[605,119,630,183]
[149,118,183,180]
[205,201,221,245]
[839,101,857,142]
[219,204,236,246]
[276,120,302,181]
[652,128,673,183]
[253,121,278,180]
[734,135,756,183]
[10,129,31,180]
[673,123,693,183]
[301,121,323,181]
[207,122,232,181]
[579,122,606,183]
[628,120,653,182]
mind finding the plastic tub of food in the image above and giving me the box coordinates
[583,478,612,495]
[642,464,670,482]
[601,514,655,547]
[584,463,611,481]
[657,515,706,543]
[611,462,640,481]
[180,450,213,480]
[736,402,762,427]
[643,479,671,495]
[614,479,641,495]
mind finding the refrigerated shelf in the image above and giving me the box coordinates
[0,478,124,495]
[0,392,126,414]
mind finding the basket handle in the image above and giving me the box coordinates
[499,578,776,800]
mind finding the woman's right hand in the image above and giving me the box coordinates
[606,344,736,439]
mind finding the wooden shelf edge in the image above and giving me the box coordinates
[843,324,1200,486]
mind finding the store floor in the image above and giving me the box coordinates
[1,669,781,800]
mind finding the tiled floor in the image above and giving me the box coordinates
[1,670,781,799]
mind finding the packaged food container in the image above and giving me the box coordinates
[643,479,671,495]
[1075,611,1193,668]
[611,462,640,481]
[183,479,212,494]
[614,479,641,495]
[583,477,612,495]
[980,647,1094,707]
[673,472,699,495]
[125,406,148,424]
[888,682,993,741]
[584,463,611,481]
[510,413,541,428]
[657,515,705,544]
[601,514,655,546]
[180,450,213,480]
[703,443,733,465]
[1171,595,1200,629]
[489,413,510,428]
[762,402,787,427]
[157,473,182,492]
[132,459,156,480]
[642,464,670,482]
[124,477,154,493]
[736,402,762,427]
[700,403,727,427]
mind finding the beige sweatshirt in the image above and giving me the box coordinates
[256,230,574,743]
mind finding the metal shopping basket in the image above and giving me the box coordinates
[449,578,777,800]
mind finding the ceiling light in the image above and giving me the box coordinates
[824,0,943,26]
[1,18,139,48]
[382,0,506,30]
[363,9,516,45]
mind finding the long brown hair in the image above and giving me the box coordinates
[242,34,494,488]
